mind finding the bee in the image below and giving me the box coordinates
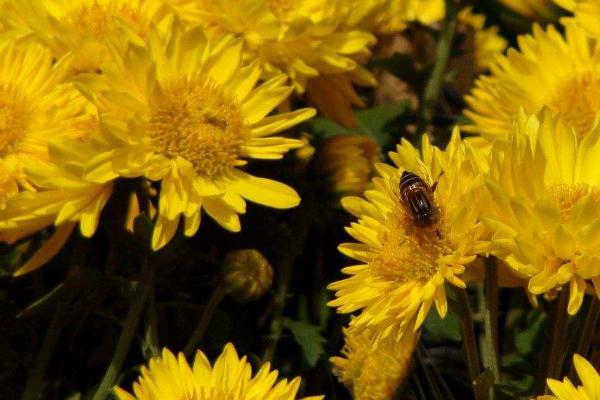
[399,170,440,227]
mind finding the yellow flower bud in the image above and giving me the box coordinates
[313,134,380,196]
[221,249,273,302]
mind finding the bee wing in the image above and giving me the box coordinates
[415,159,447,192]
[415,162,435,186]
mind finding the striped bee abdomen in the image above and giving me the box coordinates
[399,171,439,227]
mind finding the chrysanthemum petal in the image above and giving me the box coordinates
[242,75,293,125]
[228,170,300,209]
[13,223,75,277]
[203,198,241,232]
[250,108,316,137]
[152,215,181,251]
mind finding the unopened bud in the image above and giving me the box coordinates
[313,135,380,196]
[221,249,273,302]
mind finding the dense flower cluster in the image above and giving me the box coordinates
[1,0,597,398]
[327,2,600,397]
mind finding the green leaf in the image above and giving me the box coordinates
[317,290,330,330]
[282,318,326,367]
[501,353,529,369]
[0,242,18,274]
[494,378,534,399]
[355,103,410,147]
[303,102,410,148]
[514,311,546,355]
[302,116,351,139]
[423,307,462,342]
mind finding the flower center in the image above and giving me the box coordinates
[68,3,143,39]
[371,211,449,283]
[545,183,600,220]
[60,3,146,72]
[0,88,28,158]
[549,73,600,139]
[148,78,247,179]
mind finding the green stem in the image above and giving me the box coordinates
[21,295,71,400]
[183,286,226,358]
[21,237,87,400]
[261,196,313,363]
[483,258,500,386]
[91,256,155,400]
[142,287,160,358]
[576,296,600,355]
[569,297,600,379]
[17,282,66,320]
[416,0,458,133]
[454,288,481,390]
[261,258,294,363]
[544,286,571,393]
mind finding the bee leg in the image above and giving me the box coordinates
[432,171,445,192]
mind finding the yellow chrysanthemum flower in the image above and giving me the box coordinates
[464,22,600,141]
[501,0,558,20]
[485,109,600,314]
[1,0,171,73]
[327,129,489,339]
[331,325,419,400]
[313,134,380,196]
[0,137,114,276]
[164,0,376,127]
[555,0,600,38]
[458,7,508,73]
[77,22,315,250]
[114,344,324,400]
[536,354,600,400]
[0,41,89,208]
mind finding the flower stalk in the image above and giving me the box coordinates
[575,296,600,355]
[483,258,501,386]
[262,196,313,363]
[569,297,600,380]
[543,286,571,393]
[21,294,71,400]
[21,237,88,400]
[261,256,294,363]
[416,0,458,133]
[454,287,482,395]
[184,285,226,358]
[91,255,155,400]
